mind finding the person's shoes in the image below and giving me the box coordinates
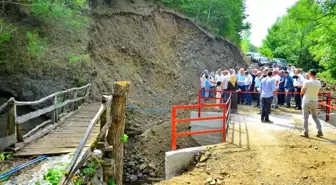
[245,103,249,105]
[295,107,302,110]
[300,132,309,138]
[316,132,323,137]
[264,120,273,123]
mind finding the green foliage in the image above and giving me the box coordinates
[240,30,258,53]
[43,168,64,185]
[0,175,9,183]
[81,162,96,177]
[158,0,249,45]
[29,0,88,32]
[0,152,12,160]
[108,179,116,185]
[261,0,336,82]
[72,176,84,185]
[121,134,128,143]
[68,53,90,64]
[26,31,47,57]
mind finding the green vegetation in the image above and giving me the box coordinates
[240,30,258,53]
[158,0,249,45]
[121,134,128,143]
[26,31,47,58]
[0,0,89,75]
[260,0,336,82]
[68,53,90,64]
[0,152,12,160]
[43,168,64,185]
[108,179,116,185]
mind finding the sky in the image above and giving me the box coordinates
[245,0,298,47]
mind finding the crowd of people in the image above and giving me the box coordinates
[200,62,324,137]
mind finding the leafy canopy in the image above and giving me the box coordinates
[260,0,336,82]
[158,0,249,46]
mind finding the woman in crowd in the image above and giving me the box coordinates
[227,75,239,113]
[215,81,222,111]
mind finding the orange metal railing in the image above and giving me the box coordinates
[171,93,232,151]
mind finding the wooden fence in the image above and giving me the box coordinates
[58,81,129,185]
[0,84,91,152]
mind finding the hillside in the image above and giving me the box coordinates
[0,0,246,183]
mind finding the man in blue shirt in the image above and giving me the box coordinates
[236,69,246,104]
[284,71,294,108]
[260,71,276,123]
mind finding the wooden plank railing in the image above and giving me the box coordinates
[58,81,129,185]
[0,84,91,151]
[0,98,16,151]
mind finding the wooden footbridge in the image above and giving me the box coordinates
[0,81,130,184]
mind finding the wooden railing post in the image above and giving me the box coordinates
[72,90,78,111]
[6,100,15,137]
[14,103,23,142]
[52,95,58,123]
[106,81,129,184]
[100,96,108,142]
[0,99,17,151]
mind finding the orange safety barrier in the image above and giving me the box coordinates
[171,101,231,150]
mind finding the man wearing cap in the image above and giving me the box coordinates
[300,69,323,137]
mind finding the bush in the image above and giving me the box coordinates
[26,31,47,58]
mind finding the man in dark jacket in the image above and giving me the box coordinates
[284,71,294,108]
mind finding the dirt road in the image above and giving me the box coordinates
[158,106,336,185]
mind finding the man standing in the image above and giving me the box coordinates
[222,70,231,102]
[254,71,262,108]
[244,71,252,105]
[272,70,280,108]
[300,69,323,137]
[260,71,276,123]
[251,69,258,102]
[237,68,246,104]
[278,70,286,106]
[293,69,304,110]
[284,71,294,108]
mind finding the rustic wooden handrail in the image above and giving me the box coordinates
[15,93,90,124]
[59,95,112,185]
[59,81,129,185]
[14,84,91,106]
[0,97,14,114]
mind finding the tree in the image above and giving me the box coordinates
[261,0,336,82]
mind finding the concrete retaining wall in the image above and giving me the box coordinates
[318,113,336,127]
[190,111,223,145]
[165,146,206,180]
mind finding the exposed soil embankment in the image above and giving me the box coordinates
[0,0,246,183]
[87,0,245,182]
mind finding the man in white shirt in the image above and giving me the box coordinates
[293,69,304,110]
[272,70,280,108]
[221,70,231,102]
[300,69,322,138]
[244,71,253,105]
